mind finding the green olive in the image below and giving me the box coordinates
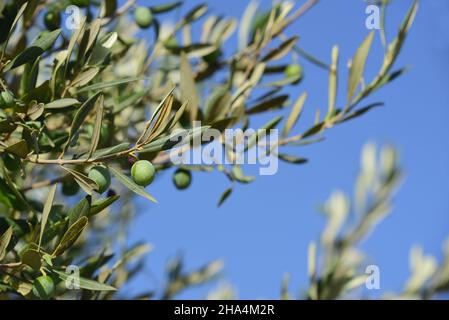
[164,36,178,49]
[134,7,153,29]
[70,0,90,7]
[43,11,61,31]
[32,275,55,300]
[0,90,15,108]
[284,64,303,81]
[131,160,155,187]
[62,177,80,196]
[88,165,111,194]
[173,168,191,190]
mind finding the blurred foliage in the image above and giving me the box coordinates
[0,0,426,299]
[279,143,449,300]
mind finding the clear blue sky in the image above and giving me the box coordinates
[121,0,449,299]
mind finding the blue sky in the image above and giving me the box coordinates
[120,0,449,299]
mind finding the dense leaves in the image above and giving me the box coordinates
[0,0,429,300]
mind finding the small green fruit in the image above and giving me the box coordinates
[0,90,14,108]
[88,165,111,194]
[131,160,155,187]
[173,168,191,190]
[164,36,178,49]
[32,275,55,300]
[284,64,303,81]
[62,177,80,196]
[44,11,61,31]
[134,7,153,29]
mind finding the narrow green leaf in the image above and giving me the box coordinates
[283,92,307,137]
[92,143,131,159]
[88,94,104,158]
[217,188,232,207]
[278,153,308,164]
[89,195,120,217]
[5,139,29,158]
[109,166,157,203]
[52,269,116,291]
[76,77,147,93]
[1,2,28,62]
[64,17,87,79]
[44,98,80,110]
[60,166,98,195]
[39,185,57,251]
[246,116,283,151]
[65,91,102,152]
[151,1,182,14]
[70,67,100,88]
[180,52,199,121]
[7,29,61,70]
[52,216,88,257]
[166,43,217,58]
[68,196,91,227]
[0,227,13,262]
[246,95,288,115]
[347,32,374,106]
[328,45,339,117]
[262,36,298,62]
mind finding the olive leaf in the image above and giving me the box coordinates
[76,77,147,93]
[5,139,29,159]
[70,67,100,88]
[87,94,104,158]
[283,92,307,137]
[89,195,120,217]
[180,52,200,121]
[262,36,298,62]
[52,216,88,257]
[68,196,91,227]
[151,2,183,14]
[109,166,157,203]
[38,185,57,251]
[60,166,98,195]
[0,227,13,262]
[52,269,116,291]
[64,91,102,153]
[6,29,62,70]
[347,31,374,106]
[217,188,233,207]
[328,45,339,118]
[44,98,80,110]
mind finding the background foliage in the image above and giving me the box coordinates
[1,0,447,300]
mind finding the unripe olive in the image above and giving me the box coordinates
[88,165,111,194]
[284,64,303,81]
[70,0,90,7]
[62,177,80,196]
[173,168,191,190]
[0,90,14,108]
[134,7,153,29]
[131,160,155,187]
[43,11,61,31]
[32,275,55,300]
[164,36,178,49]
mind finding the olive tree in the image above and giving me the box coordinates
[1,0,440,300]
